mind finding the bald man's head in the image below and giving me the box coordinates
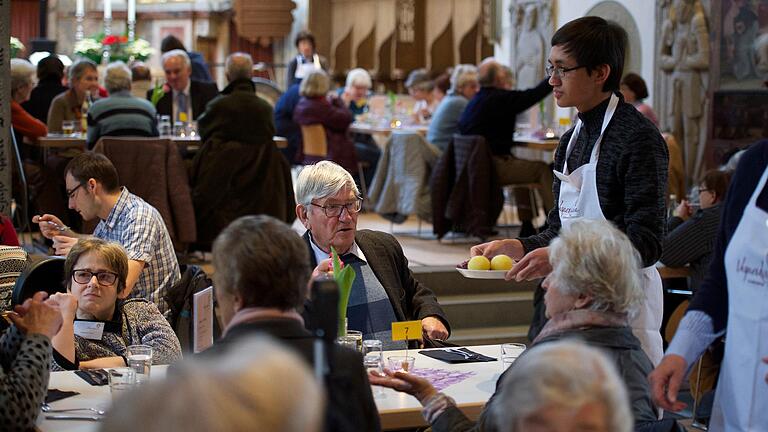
[226,52,254,83]
[478,60,508,88]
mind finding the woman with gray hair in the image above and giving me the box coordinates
[85,61,158,149]
[491,340,633,432]
[405,68,437,123]
[370,219,658,431]
[11,58,47,141]
[427,64,480,152]
[100,336,325,432]
[48,58,100,133]
[293,70,358,175]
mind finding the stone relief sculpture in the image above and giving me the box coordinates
[516,4,545,90]
[659,0,710,183]
[508,0,553,128]
[398,0,416,43]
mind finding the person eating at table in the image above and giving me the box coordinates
[370,219,659,431]
[0,291,62,431]
[32,152,181,317]
[471,16,668,366]
[339,67,381,188]
[296,161,450,349]
[46,237,181,370]
[427,64,479,153]
[405,69,438,124]
[203,214,380,432]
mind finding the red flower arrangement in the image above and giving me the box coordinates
[101,35,129,45]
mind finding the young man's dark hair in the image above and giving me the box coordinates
[65,152,120,193]
[551,16,627,92]
[294,31,316,50]
[160,35,187,53]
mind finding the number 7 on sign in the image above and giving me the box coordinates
[391,320,422,342]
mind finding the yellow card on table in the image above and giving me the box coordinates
[391,320,422,341]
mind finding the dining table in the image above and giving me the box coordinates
[37,344,506,431]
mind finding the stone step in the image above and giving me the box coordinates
[412,265,540,296]
[450,325,530,346]
[439,292,534,329]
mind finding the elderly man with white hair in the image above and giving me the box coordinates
[370,219,660,431]
[86,61,158,149]
[149,48,218,122]
[297,161,449,349]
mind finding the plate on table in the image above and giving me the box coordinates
[456,268,509,279]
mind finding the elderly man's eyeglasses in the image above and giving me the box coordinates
[546,64,586,79]
[72,269,118,286]
[66,183,84,199]
[311,199,363,218]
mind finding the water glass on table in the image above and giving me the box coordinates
[158,115,172,137]
[108,367,136,399]
[501,343,527,370]
[362,340,384,375]
[387,355,415,373]
[126,344,152,385]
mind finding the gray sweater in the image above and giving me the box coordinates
[427,93,470,152]
[519,93,668,267]
[52,298,181,370]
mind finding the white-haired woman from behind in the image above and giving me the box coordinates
[100,336,325,432]
[370,219,660,431]
[427,64,480,152]
[492,341,633,432]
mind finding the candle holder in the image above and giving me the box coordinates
[128,20,136,43]
[75,12,85,42]
[102,17,113,65]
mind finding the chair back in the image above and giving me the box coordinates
[663,133,686,199]
[301,124,328,157]
[12,256,66,306]
[0,246,28,312]
[93,137,197,250]
[273,135,289,149]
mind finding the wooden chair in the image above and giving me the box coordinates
[301,124,328,157]
[300,124,369,200]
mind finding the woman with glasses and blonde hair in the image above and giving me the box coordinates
[46,238,181,370]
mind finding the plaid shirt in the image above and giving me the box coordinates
[94,188,180,316]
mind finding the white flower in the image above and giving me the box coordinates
[10,37,24,51]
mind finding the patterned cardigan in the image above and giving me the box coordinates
[0,326,52,431]
[52,298,182,370]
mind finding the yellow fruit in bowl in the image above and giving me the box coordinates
[490,254,514,271]
[467,256,491,270]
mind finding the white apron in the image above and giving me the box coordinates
[553,93,664,365]
[294,54,322,79]
[710,163,768,431]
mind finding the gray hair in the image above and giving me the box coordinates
[405,68,434,91]
[162,49,191,69]
[345,68,372,89]
[212,215,311,311]
[492,340,632,432]
[299,70,330,97]
[99,336,324,432]
[69,59,98,84]
[295,161,360,207]
[104,61,132,93]
[449,64,478,94]
[547,219,643,315]
[10,58,36,97]
[225,52,253,82]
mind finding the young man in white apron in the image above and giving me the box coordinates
[287,31,326,87]
[651,141,768,431]
[471,17,668,366]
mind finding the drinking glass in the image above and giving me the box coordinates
[187,121,198,138]
[387,355,415,373]
[126,344,153,385]
[62,120,76,136]
[174,121,187,138]
[501,343,526,370]
[336,335,358,351]
[346,330,363,352]
[158,115,172,137]
[362,339,384,375]
[108,367,136,399]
